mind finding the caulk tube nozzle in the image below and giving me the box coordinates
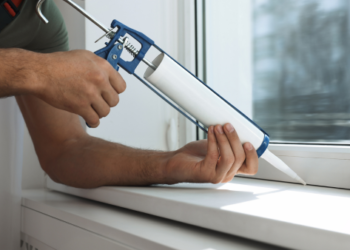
[261,150,306,185]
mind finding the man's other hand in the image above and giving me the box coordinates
[34,50,126,127]
[165,123,259,184]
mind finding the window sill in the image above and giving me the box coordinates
[22,189,281,250]
[47,177,350,250]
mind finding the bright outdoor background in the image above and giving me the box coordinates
[253,0,350,144]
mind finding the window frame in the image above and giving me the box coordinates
[194,0,350,189]
[177,0,198,147]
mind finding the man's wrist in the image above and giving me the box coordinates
[134,150,177,186]
[0,48,45,96]
[158,150,181,185]
[24,50,48,96]
[158,151,176,184]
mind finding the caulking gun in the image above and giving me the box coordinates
[36,0,306,185]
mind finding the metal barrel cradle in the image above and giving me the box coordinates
[36,0,270,157]
[92,19,270,157]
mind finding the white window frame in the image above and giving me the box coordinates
[176,0,198,147]
[193,0,350,189]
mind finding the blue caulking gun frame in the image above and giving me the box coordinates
[36,0,270,158]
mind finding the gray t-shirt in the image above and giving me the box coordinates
[0,0,69,52]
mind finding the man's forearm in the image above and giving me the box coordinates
[16,95,173,189]
[0,48,42,97]
[45,135,173,188]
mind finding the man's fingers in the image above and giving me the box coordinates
[212,125,235,183]
[223,123,245,176]
[82,107,100,128]
[101,90,119,107]
[91,97,111,118]
[107,64,127,94]
[203,126,219,167]
[237,142,259,175]
[97,57,126,94]
[196,124,258,183]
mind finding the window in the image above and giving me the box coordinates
[199,0,350,189]
[253,0,350,144]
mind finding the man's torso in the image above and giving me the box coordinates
[0,0,69,53]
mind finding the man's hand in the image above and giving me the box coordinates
[34,50,126,127]
[164,123,259,184]
[0,48,125,127]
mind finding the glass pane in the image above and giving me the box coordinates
[253,0,350,144]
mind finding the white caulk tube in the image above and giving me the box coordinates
[144,53,306,185]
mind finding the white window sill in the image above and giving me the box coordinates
[22,189,281,250]
[46,177,350,250]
